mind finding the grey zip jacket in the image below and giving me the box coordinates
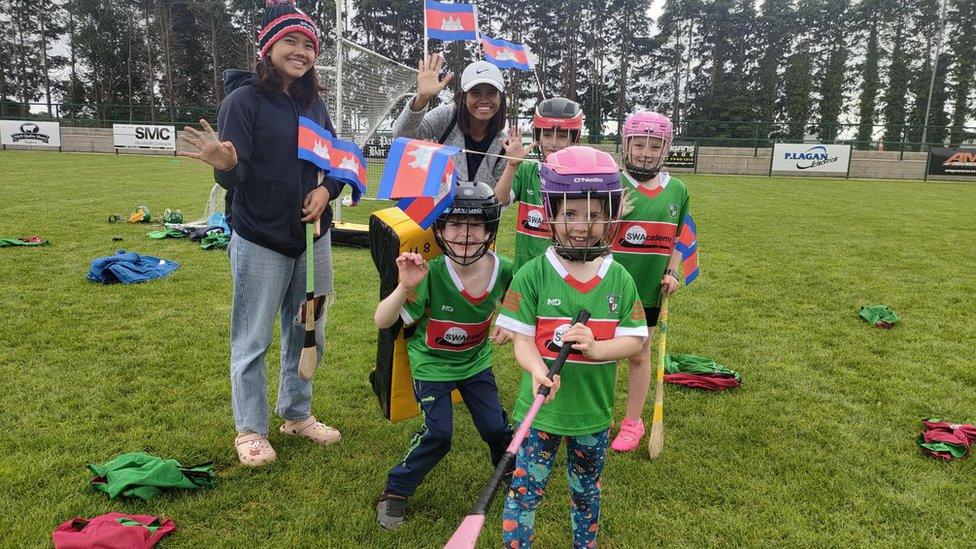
[393,97,507,186]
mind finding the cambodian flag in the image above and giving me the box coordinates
[480,35,534,71]
[297,116,368,204]
[396,163,457,229]
[425,0,479,42]
[674,213,699,285]
[376,137,460,200]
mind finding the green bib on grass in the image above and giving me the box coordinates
[147,228,187,239]
[859,305,899,328]
[665,353,740,380]
[88,452,216,500]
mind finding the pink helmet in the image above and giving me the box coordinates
[540,146,623,262]
[622,111,673,181]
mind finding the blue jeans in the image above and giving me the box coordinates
[228,231,334,436]
[386,368,514,496]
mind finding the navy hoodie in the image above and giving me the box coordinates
[215,69,343,258]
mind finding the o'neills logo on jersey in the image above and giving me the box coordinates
[516,202,550,238]
[611,221,677,255]
[426,317,491,352]
[536,317,618,364]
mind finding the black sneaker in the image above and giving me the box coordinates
[376,491,408,530]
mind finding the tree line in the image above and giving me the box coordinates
[2,0,974,147]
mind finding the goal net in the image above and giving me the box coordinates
[317,37,417,210]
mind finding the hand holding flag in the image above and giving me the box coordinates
[297,117,368,204]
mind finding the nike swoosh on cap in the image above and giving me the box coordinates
[476,69,489,74]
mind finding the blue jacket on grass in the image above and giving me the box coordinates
[87,251,179,284]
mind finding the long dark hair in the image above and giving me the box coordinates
[255,57,325,109]
[454,89,506,138]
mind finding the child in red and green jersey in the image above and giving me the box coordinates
[373,182,515,531]
[495,146,648,548]
[495,97,584,272]
[608,111,691,453]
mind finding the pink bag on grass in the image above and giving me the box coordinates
[52,512,175,549]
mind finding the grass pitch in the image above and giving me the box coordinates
[1,150,974,547]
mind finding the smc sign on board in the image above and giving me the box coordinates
[772,143,851,174]
[113,124,176,150]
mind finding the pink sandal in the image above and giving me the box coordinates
[280,417,341,446]
[611,418,645,452]
[235,433,277,466]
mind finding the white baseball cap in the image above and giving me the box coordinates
[461,61,505,92]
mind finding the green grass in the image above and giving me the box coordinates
[1,149,975,547]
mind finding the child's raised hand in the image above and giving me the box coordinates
[500,125,536,164]
[395,252,428,290]
[620,188,637,218]
[531,368,560,404]
[561,322,597,359]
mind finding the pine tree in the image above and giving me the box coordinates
[948,0,976,145]
[880,0,912,148]
[811,0,850,143]
[753,0,795,143]
[854,14,881,148]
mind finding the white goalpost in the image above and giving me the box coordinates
[317,0,418,222]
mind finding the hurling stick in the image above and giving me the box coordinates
[648,295,669,459]
[444,309,592,548]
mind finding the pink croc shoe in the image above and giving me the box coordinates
[611,418,645,452]
[235,433,277,466]
[280,417,341,446]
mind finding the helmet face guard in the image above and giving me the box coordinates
[623,134,670,181]
[532,97,583,157]
[432,182,501,266]
[622,112,673,182]
[539,167,622,262]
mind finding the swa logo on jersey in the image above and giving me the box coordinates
[517,203,550,237]
[613,221,676,255]
[442,327,468,345]
[426,318,491,352]
[624,225,647,245]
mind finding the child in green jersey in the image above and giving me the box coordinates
[496,146,648,548]
[608,111,691,452]
[494,97,584,272]
[373,182,515,530]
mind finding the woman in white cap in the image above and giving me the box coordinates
[393,54,508,187]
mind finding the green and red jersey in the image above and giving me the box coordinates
[400,253,513,382]
[611,171,690,307]
[496,248,648,435]
[509,161,551,272]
